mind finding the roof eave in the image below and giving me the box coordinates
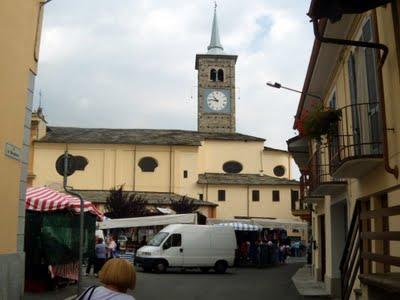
[195,54,238,70]
[293,19,327,129]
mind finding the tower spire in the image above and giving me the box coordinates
[207,2,224,54]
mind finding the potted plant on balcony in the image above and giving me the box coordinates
[295,103,341,142]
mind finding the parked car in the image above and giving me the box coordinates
[135,224,236,274]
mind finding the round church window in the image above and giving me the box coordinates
[138,157,158,172]
[273,165,285,177]
[223,161,243,174]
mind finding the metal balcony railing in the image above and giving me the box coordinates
[309,146,347,196]
[328,102,383,177]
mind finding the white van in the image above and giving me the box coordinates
[135,224,236,273]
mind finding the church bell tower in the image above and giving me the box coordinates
[195,5,238,133]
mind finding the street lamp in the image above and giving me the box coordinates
[266,81,321,101]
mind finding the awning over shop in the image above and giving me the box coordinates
[253,218,308,231]
[99,213,198,230]
[26,187,104,220]
[208,218,308,231]
[287,135,310,171]
[308,0,392,23]
[215,222,261,231]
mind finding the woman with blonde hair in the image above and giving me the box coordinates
[77,258,136,299]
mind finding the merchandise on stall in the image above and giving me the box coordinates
[24,187,103,292]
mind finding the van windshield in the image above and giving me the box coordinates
[148,232,169,246]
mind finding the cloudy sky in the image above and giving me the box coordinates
[35,0,314,151]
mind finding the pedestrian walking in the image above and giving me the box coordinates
[107,236,117,259]
[94,238,107,277]
[278,244,283,263]
[85,238,97,276]
[76,258,136,300]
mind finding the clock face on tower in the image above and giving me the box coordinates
[204,89,231,113]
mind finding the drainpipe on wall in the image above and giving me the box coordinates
[247,185,250,217]
[133,146,136,191]
[312,19,398,179]
[169,146,173,194]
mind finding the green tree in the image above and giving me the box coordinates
[170,196,200,214]
[104,186,149,218]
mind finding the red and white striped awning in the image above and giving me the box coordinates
[26,187,104,220]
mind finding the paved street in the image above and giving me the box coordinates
[24,262,329,300]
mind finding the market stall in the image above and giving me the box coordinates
[213,221,291,266]
[99,213,198,230]
[25,187,103,292]
[99,213,198,262]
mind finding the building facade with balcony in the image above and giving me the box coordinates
[0,0,46,298]
[288,1,400,299]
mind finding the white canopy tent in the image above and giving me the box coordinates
[215,222,261,231]
[99,213,197,230]
[208,218,308,231]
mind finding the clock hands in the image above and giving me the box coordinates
[211,96,219,102]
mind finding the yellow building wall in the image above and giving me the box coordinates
[262,151,293,179]
[205,184,300,220]
[198,140,266,174]
[32,138,299,224]
[0,0,43,255]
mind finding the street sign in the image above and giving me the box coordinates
[5,143,21,161]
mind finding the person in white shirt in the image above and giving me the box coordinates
[77,258,136,300]
[107,236,117,259]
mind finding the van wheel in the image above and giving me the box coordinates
[214,261,227,274]
[200,267,210,273]
[154,261,167,273]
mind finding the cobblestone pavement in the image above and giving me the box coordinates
[24,262,328,300]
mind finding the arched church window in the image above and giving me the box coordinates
[210,69,217,81]
[138,157,158,172]
[217,69,224,82]
[273,165,285,177]
[223,161,243,174]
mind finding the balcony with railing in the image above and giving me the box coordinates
[328,102,383,178]
[309,145,347,196]
[291,174,312,221]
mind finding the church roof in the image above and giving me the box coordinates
[75,190,217,206]
[37,126,265,146]
[198,173,299,185]
[263,146,289,154]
